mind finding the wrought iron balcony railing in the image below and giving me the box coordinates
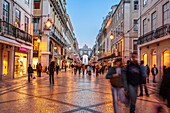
[138,24,170,45]
[0,20,32,43]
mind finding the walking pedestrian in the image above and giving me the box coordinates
[88,65,92,76]
[71,63,74,73]
[74,64,78,75]
[159,67,170,109]
[146,64,150,83]
[96,65,99,76]
[126,52,142,113]
[65,64,67,72]
[49,61,55,85]
[78,64,81,75]
[56,63,60,75]
[82,64,85,75]
[36,63,39,76]
[106,58,127,113]
[28,64,33,83]
[38,63,42,77]
[151,64,158,83]
[139,61,149,97]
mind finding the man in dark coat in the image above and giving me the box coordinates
[151,64,158,83]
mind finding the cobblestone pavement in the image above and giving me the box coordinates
[0,70,169,113]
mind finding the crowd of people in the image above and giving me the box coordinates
[27,52,170,113]
[106,52,170,113]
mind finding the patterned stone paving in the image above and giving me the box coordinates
[0,71,169,113]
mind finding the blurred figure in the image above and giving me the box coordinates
[71,63,74,73]
[36,63,39,76]
[139,61,149,97]
[151,64,158,83]
[108,65,111,71]
[49,61,55,85]
[106,58,127,113]
[126,52,142,113]
[159,67,170,109]
[92,64,95,73]
[88,65,92,76]
[65,64,67,72]
[96,65,99,76]
[146,64,150,83]
[38,63,42,77]
[56,63,60,75]
[78,64,81,75]
[82,64,85,75]
[74,64,78,75]
[28,64,33,83]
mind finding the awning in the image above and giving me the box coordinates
[0,36,21,47]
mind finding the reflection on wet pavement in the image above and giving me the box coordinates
[0,71,169,113]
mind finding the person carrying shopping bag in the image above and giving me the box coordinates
[106,58,127,113]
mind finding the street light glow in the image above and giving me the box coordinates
[37,38,40,43]
[110,33,114,40]
[45,19,52,29]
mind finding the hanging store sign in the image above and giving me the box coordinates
[19,47,27,51]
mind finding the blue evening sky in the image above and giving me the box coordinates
[66,0,120,48]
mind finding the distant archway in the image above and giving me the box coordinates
[83,55,88,65]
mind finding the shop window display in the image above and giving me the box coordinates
[14,53,27,77]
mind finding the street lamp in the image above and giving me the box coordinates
[37,38,41,43]
[110,33,114,40]
[45,19,52,29]
[98,51,100,54]
[54,45,57,51]
[69,46,71,50]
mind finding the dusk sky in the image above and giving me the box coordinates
[66,0,120,48]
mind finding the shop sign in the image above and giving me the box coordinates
[19,47,27,51]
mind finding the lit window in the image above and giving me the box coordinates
[16,9,21,27]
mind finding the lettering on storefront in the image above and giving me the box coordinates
[19,47,27,51]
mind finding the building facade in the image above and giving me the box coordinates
[97,0,139,65]
[32,0,76,70]
[138,0,170,81]
[0,0,33,80]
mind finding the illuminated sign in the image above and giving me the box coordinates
[19,47,27,51]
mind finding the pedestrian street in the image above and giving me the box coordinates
[0,71,169,113]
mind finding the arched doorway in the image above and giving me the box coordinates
[151,50,157,67]
[142,53,147,66]
[163,50,170,68]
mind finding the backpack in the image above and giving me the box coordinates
[39,65,41,70]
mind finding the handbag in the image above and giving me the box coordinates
[106,67,116,79]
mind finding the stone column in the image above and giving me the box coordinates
[9,46,15,79]
[0,44,3,80]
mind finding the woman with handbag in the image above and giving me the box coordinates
[106,58,127,113]
[49,61,55,85]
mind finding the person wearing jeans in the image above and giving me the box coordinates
[126,52,142,113]
[49,61,55,85]
[106,58,127,113]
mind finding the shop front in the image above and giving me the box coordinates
[14,47,28,78]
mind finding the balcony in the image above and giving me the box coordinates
[0,20,32,43]
[138,24,170,45]
[50,32,67,47]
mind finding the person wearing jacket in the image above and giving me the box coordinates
[28,64,33,83]
[56,63,60,75]
[106,58,127,113]
[38,63,42,77]
[139,61,149,97]
[49,61,55,85]
[126,52,142,113]
[151,64,158,83]
[82,64,85,75]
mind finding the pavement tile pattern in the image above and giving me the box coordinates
[0,71,169,113]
